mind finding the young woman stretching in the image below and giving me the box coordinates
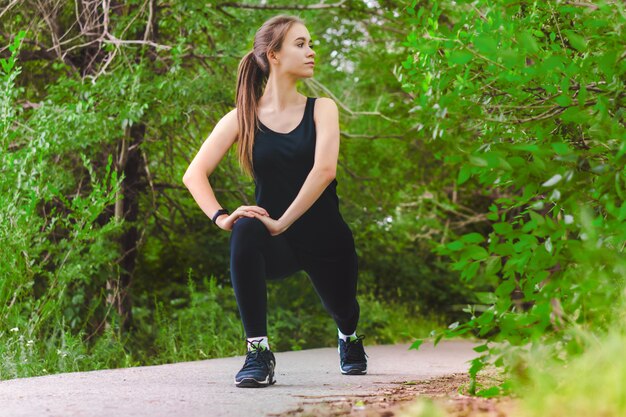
[183,14,368,388]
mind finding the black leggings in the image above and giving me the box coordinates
[229,216,360,338]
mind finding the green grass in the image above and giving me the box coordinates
[0,271,447,379]
[511,326,626,417]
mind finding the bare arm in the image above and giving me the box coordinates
[182,108,269,227]
[260,97,340,233]
[182,108,238,221]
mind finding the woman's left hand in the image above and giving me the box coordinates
[251,212,287,236]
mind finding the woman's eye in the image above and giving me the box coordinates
[299,43,314,49]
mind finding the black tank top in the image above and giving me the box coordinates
[252,96,355,257]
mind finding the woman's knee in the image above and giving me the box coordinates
[230,217,268,246]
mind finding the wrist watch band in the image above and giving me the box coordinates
[211,208,229,225]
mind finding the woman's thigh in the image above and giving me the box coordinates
[262,233,303,281]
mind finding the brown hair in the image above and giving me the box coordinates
[234,14,305,179]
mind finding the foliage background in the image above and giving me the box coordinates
[1,0,624,409]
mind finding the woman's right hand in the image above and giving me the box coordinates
[215,205,270,232]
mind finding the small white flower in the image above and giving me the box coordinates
[564,214,574,224]
[542,174,562,187]
[10,327,18,332]
[531,201,544,210]
[545,237,553,253]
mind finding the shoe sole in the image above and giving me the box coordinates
[340,364,367,375]
[234,366,276,388]
[235,376,276,388]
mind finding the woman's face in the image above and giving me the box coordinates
[268,23,316,79]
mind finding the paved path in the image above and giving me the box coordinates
[0,338,480,417]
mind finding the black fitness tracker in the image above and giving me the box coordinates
[212,208,229,225]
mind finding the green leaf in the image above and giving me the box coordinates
[486,212,499,221]
[533,29,545,38]
[446,240,465,251]
[597,50,617,78]
[476,310,495,325]
[448,50,474,65]
[469,356,485,377]
[469,155,488,166]
[498,156,513,171]
[409,339,424,350]
[542,55,564,71]
[563,29,587,51]
[511,144,540,152]
[529,210,545,224]
[555,94,572,106]
[618,203,626,221]
[473,34,498,54]
[473,343,490,353]
[477,386,501,398]
[484,257,502,275]
[518,31,540,54]
[462,245,489,261]
[461,233,485,243]
[495,279,516,297]
[462,261,481,280]
[493,222,513,234]
[475,291,497,304]
[551,142,570,155]
[458,164,472,184]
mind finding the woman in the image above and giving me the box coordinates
[182,14,368,388]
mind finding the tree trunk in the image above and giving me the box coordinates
[106,123,145,332]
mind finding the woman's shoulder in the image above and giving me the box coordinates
[312,97,338,122]
[312,96,337,109]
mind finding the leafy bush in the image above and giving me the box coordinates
[1,31,125,379]
[399,0,626,395]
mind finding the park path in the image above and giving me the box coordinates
[0,339,480,417]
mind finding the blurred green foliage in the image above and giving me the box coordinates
[401,0,626,397]
[1,4,624,412]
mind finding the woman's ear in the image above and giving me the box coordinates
[267,50,280,64]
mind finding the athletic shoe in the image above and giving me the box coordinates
[338,334,368,375]
[234,339,277,388]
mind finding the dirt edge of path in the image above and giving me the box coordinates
[268,369,522,417]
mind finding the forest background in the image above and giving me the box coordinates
[1,1,624,415]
